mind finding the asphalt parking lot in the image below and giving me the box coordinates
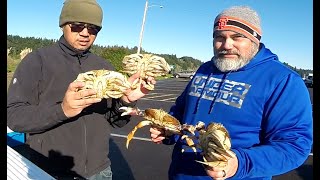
[12,78,313,180]
[109,78,313,180]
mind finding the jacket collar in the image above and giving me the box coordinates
[58,35,90,57]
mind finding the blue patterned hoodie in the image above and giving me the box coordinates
[165,43,313,180]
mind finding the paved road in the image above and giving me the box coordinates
[110,78,313,180]
[12,78,313,180]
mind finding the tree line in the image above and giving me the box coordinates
[7,35,202,73]
[7,34,312,77]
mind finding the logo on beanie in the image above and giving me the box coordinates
[218,17,229,29]
[214,16,261,44]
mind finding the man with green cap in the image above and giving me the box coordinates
[7,0,154,179]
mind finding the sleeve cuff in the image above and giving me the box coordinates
[228,148,243,179]
[55,102,69,122]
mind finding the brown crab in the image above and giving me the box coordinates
[120,107,197,150]
[74,69,138,99]
[122,53,171,90]
[187,121,236,168]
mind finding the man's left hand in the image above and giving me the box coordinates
[121,72,156,103]
[205,153,238,180]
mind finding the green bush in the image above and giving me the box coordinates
[7,55,21,72]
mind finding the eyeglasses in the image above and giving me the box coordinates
[68,22,101,35]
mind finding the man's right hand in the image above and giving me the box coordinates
[61,81,102,118]
[150,127,166,144]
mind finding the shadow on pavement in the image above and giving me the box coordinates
[297,164,313,179]
[13,144,82,179]
[109,138,135,180]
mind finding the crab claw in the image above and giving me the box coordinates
[195,121,206,130]
[195,159,228,168]
[120,107,143,116]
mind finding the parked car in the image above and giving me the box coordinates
[173,71,195,79]
[304,78,313,88]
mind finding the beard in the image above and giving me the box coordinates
[213,43,259,72]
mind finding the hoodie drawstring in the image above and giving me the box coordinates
[193,73,212,114]
[208,71,232,114]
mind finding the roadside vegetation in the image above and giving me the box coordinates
[7,34,313,89]
[7,35,203,89]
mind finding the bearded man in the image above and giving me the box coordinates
[149,5,313,180]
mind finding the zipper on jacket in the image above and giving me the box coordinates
[77,54,82,65]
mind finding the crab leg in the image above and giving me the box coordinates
[207,142,236,158]
[126,120,153,149]
[180,124,195,135]
[181,135,197,153]
[206,147,228,161]
[195,156,228,168]
[119,107,144,116]
[207,130,231,149]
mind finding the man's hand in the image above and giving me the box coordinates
[150,127,166,144]
[121,72,156,103]
[205,154,238,180]
[61,81,102,118]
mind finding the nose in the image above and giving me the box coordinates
[222,38,234,50]
[79,27,90,36]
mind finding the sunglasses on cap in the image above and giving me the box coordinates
[68,22,101,35]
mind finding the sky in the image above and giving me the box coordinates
[7,0,313,70]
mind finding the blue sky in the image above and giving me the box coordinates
[7,0,313,70]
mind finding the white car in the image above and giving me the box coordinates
[173,71,195,79]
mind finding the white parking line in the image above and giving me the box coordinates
[110,133,313,156]
[153,88,184,92]
[147,93,177,96]
[141,98,175,103]
[160,97,177,101]
[145,94,176,98]
[111,133,152,142]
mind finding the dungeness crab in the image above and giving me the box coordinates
[122,53,171,90]
[74,69,137,99]
[190,121,236,168]
[120,107,197,151]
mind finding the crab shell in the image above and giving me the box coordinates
[126,108,182,149]
[122,53,171,90]
[195,122,236,168]
[121,107,197,150]
[143,109,182,134]
[75,69,134,99]
[199,123,232,151]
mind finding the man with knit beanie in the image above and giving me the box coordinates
[7,0,155,179]
[149,5,312,180]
